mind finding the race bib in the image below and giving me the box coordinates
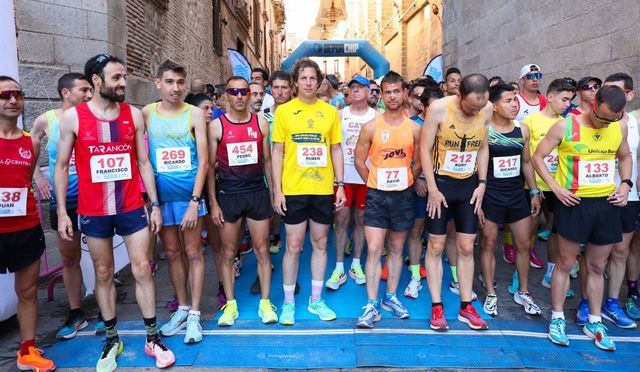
[69,151,77,176]
[493,155,521,178]
[442,151,477,174]
[226,141,258,166]
[544,150,558,173]
[156,147,192,173]
[377,167,408,191]
[297,144,327,167]
[578,160,615,186]
[0,188,27,217]
[90,153,132,183]
[344,145,356,165]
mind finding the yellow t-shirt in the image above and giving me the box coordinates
[523,111,561,191]
[273,97,342,195]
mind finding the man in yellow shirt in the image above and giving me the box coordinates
[272,58,346,325]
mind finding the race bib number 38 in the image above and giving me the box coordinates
[377,167,408,191]
[297,144,327,167]
[90,153,132,183]
[227,141,258,166]
[156,147,192,172]
[442,151,477,174]
[493,155,521,178]
[578,160,615,186]
[0,187,27,217]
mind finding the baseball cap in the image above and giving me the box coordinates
[348,75,370,88]
[519,64,542,78]
[576,76,602,90]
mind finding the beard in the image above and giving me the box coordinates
[100,85,125,102]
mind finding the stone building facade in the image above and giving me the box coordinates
[442,0,640,108]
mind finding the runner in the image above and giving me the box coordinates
[629,108,640,320]
[420,73,492,331]
[354,71,422,328]
[0,76,56,371]
[515,64,547,121]
[249,82,265,114]
[272,58,346,325]
[479,82,542,317]
[368,80,381,109]
[442,67,462,97]
[407,81,427,119]
[30,72,101,339]
[326,75,376,291]
[209,76,277,326]
[521,79,576,297]
[54,54,175,370]
[533,85,631,351]
[251,67,275,110]
[568,76,601,116]
[404,82,443,299]
[143,61,209,343]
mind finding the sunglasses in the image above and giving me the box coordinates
[226,88,249,96]
[0,90,24,100]
[370,88,380,95]
[592,102,623,124]
[581,83,601,91]
[525,72,542,80]
[86,54,112,75]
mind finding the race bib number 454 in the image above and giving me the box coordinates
[0,188,27,217]
[90,153,132,183]
[578,160,615,186]
[156,147,192,173]
[297,144,327,167]
[442,151,477,174]
[227,141,258,166]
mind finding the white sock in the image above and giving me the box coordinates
[546,262,555,277]
[188,310,200,316]
[352,258,361,267]
[551,311,565,320]
[335,262,344,272]
[588,314,601,323]
[178,305,190,311]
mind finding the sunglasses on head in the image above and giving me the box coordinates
[581,83,601,91]
[525,72,542,80]
[0,90,24,100]
[370,88,380,94]
[87,54,112,75]
[226,88,249,96]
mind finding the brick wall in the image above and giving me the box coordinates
[443,0,640,109]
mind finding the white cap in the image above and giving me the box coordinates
[519,64,542,78]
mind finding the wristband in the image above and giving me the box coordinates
[190,195,201,202]
[334,181,345,188]
[478,179,487,185]
[530,189,541,195]
[150,201,160,207]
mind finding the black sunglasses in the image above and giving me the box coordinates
[226,88,249,96]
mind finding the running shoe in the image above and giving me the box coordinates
[233,257,242,277]
[508,271,519,295]
[430,304,449,331]
[166,296,179,312]
[404,278,422,299]
[184,313,203,344]
[380,295,410,319]
[602,298,637,329]
[258,299,278,324]
[458,303,488,330]
[308,297,337,321]
[478,273,497,290]
[344,238,353,256]
[569,260,579,279]
[576,298,589,326]
[540,272,575,297]
[381,262,388,280]
[502,242,516,264]
[96,338,123,372]
[514,291,541,315]
[349,264,366,285]
[537,228,550,241]
[548,318,569,346]
[529,247,544,269]
[357,302,381,328]
[216,289,227,310]
[56,312,88,340]
[217,301,239,327]
[239,237,253,255]
[325,268,347,290]
[159,307,188,336]
[448,281,478,301]
[583,321,616,351]
[483,294,498,316]
[250,275,261,294]
[279,302,296,325]
[16,347,56,372]
[95,320,106,335]
[145,335,176,368]
[149,260,158,276]
[269,235,281,254]
[627,296,640,320]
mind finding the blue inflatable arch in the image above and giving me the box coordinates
[281,40,390,79]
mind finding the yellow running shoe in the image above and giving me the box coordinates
[218,300,239,327]
[258,299,278,324]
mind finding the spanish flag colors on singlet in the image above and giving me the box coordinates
[0,132,40,233]
[367,116,414,191]
[147,102,198,202]
[74,102,144,216]
[523,111,561,191]
[555,116,621,198]
[433,98,486,179]
[46,109,78,202]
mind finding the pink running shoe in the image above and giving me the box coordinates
[529,247,544,269]
[502,243,516,264]
[145,336,175,368]
[166,296,179,312]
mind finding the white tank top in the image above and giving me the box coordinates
[616,113,639,201]
[340,106,376,184]
[516,93,542,121]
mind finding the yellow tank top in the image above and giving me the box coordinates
[367,116,414,191]
[555,116,621,197]
[524,111,561,191]
[433,99,486,179]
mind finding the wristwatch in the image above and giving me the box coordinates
[150,201,160,208]
[334,181,345,188]
[190,195,201,202]
[530,189,541,195]
[621,179,634,189]
[478,179,487,185]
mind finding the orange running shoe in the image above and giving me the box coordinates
[16,346,56,371]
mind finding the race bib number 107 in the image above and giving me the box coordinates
[90,153,132,183]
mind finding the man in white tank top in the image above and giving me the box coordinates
[516,64,547,121]
[326,75,376,291]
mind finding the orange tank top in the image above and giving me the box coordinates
[367,116,414,191]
